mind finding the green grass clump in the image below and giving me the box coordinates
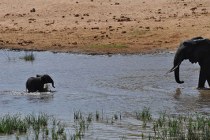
[96,111,100,121]
[0,113,68,140]
[51,118,66,140]
[72,111,94,139]
[136,107,152,121]
[136,107,152,128]
[20,52,35,61]
[0,114,28,134]
[2,110,210,139]
[147,113,210,139]
[25,113,48,132]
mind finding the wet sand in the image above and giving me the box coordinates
[0,0,210,54]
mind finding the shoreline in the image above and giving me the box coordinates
[0,0,209,55]
[0,44,175,55]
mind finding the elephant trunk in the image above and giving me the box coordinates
[168,47,185,84]
[174,65,184,84]
[173,48,184,84]
[51,80,55,88]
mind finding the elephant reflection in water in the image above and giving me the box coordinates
[26,74,55,93]
[173,88,182,99]
[168,37,210,89]
[173,88,210,111]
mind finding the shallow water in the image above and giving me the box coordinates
[0,50,210,139]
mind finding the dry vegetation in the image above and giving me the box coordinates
[0,0,210,54]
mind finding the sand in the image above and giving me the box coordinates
[0,0,209,54]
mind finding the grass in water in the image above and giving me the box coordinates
[1,109,210,139]
[20,52,35,61]
[0,114,28,134]
[0,113,67,139]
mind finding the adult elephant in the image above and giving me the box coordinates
[168,37,210,89]
[26,74,55,92]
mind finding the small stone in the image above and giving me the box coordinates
[30,8,36,13]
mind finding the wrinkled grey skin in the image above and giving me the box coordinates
[168,37,210,89]
[26,74,55,92]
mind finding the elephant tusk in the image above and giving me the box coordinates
[166,64,180,74]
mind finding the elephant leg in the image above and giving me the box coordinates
[205,70,210,87]
[199,57,210,87]
[198,68,206,89]
[207,78,210,87]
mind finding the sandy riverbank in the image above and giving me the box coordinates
[0,0,209,54]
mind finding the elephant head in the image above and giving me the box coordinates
[26,74,55,92]
[168,37,210,87]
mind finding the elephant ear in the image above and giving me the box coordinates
[40,74,53,83]
[36,74,42,77]
[185,37,209,63]
[181,40,197,63]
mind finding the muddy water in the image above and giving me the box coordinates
[0,50,210,138]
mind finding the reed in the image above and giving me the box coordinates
[0,113,68,139]
[0,114,28,134]
[95,111,100,121]
[1,110,210,139]
[20,52,35,61]
[136,107,152,121]
[136,107,152,128]
[148,113,210,139]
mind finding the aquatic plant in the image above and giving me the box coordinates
[95,111,100,121]
[51,119,66,140]
[87,113,93,123]
[74,111,83,120]
[20,51,35,61]
[136,107,152,128]
[1,110,210,139]
[0,114,28,134]
[136,107,152,121]
[25,113,48,134]
[0,113,68,140]
[147,113,210,139]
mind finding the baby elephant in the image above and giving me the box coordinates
[26,74,55,93]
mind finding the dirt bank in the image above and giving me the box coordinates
[0,0,210,54]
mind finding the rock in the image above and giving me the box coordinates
[74,14,80,17]
[91,27,99,30]
[116,16,131,22]
[72,42,77,45]
[30,8,36,13]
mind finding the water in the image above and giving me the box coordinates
[0,50,210,139]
